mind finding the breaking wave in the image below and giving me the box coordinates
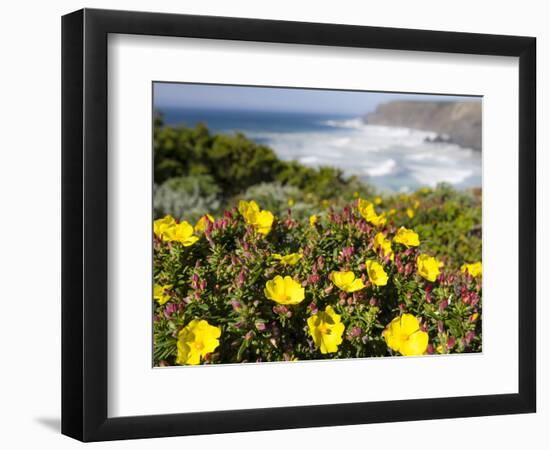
[246,118,481,192]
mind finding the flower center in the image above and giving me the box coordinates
[194,341,205,351]
[318,323,329,335]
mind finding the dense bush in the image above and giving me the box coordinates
[153,196,482,366]
[154,175,221,223]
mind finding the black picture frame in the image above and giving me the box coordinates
[62,8,536,442]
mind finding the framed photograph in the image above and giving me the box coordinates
[61,8,536,442]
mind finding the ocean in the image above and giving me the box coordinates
[160,108,482,193]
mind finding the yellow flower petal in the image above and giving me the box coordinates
[373,232,394,260]
[194,214,214,233]
[165,221,199,246]
[153,283,173,305]
[264,275,305,305]
[461,262,482,277]
[308,306,345,354]
[393,227,420,247]
[154,215,176,240]
[400,331,429,356]
[330,271,365,293]
[176,319,221,365]
[365,260,389,286]
[417,254,443,282]
[273,252,302,266]
[383,314,428,356]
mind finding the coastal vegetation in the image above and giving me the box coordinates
[153,116,482,366]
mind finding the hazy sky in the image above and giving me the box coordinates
[154,82,480,116]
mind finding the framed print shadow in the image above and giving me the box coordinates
[61,8,536,442]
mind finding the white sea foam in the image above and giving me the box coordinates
[247,119,481,192]
[364,159,397,177]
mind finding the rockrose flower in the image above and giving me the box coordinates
[373,232,394,261]
[365,260,389,286]
[383,314,429,356]
[153,283,173,305]
[272,252,302,266]
[164,221,199,247]
[417,254,443,282]
[358,199,386,227]
[307,305,345,354]
[309,215,318,227]
[393,227,420,247]
[194,214,214,234]
[330,271,365,293]
[264,275,305,305]
[461,261,482,277]
[153,214,176,240]
[238,200,274,235]
[176,319,221,365]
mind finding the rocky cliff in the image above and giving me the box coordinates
[364,100,482,151]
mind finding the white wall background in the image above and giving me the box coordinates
[0,0,545,448]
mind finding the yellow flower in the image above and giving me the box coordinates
[383,314,429,356]
[461,261,482,277]
[154,215,176,240]
[287,198,295,207]
[365,260,389,286]
[309,215,318,227]
[358,199,386,227]
[254,210,275,235]
[307,305,345,354]
[370,212,387,227]
[330,271,365,293]
[153,283,173,305]
[238,200,274,235]
[176,319,221,365]
[264,275,305,305]
[164,221,199,246]
[406,207,415,219]
[393,226,420,247]
[413,199,420,209]
[470,312,479,322]
[352,191,359,198]
[417,254,443,282]
[374,196,383,205]
[373,232,394,261]
[389,208,397,216]
[194,214,214,233]
[272,252,302,266]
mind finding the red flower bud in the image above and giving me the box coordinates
[231,300,242,311]
[350,326,362,337]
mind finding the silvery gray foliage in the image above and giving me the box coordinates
[154,176,221,223]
